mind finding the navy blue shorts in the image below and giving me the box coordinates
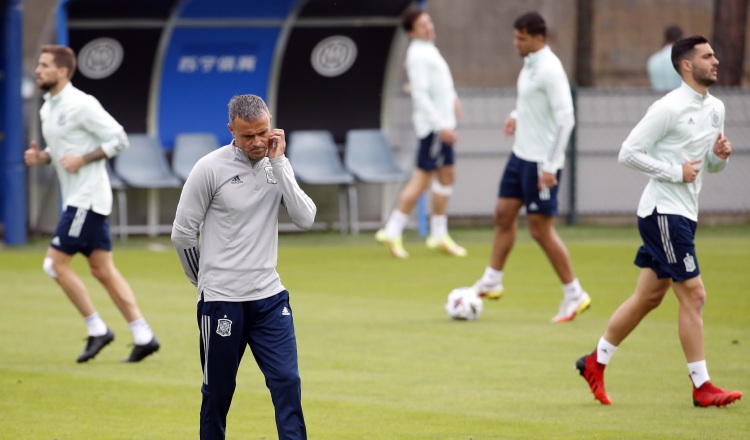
[51,206,112,257]
[416,132,455,171]
[498,153,561,216]
[634,210,699,282]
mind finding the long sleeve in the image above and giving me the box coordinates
[618,101,683,183]
[272,156,316,230]
[704,148,728,174]
[704,121,728,174]
[170,146,310,302]
[542,70,575,174]
[511,46,573,171]
[100,130,129,158]
[407,54,445,131]
[79,94,126,156]
[171,159,213,286]
[405,40,457,138]
[618,84,726,221]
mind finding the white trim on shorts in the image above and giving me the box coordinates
[657,214,677,264]
[68,207,87,238]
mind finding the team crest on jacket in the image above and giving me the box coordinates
[265,166,277,184]
[57,113,67,126]
[710,109,719,128]
[683,253,696,272]
[216,318,232,337]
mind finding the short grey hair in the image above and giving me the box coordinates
[228,94,270,125]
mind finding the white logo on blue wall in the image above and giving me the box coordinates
[78,38,124,80]
[311,36,357,78]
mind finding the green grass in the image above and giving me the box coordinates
[1,224,748,439]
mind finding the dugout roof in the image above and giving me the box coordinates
[59,0,414,149]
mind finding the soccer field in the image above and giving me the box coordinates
[1,224,748,439]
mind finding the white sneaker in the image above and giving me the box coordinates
[472,279,504,300]
[425,235,468,257]
[375,229,408,259]
[551,291,591,323]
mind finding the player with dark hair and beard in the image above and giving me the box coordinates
[576,36,742,408]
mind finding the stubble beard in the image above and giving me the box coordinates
[694,67,717,87]
[38,79,57,92]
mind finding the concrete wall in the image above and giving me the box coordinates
[382,87,750,229]
[422,0,750,88]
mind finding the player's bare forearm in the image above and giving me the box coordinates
[82,147,107,164]
[61,147,107,173]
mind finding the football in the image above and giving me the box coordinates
[445,287,483,320]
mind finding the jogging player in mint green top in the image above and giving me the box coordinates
[576,35,741,408]
[25,44,159,364]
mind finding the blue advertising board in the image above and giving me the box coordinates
[60,0,410,150]
[157,26,282,149]
[155,0,300,148]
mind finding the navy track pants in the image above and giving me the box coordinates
[197,290,306,439]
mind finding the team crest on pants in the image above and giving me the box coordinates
[216,318,232,337]
[683,253,696,272]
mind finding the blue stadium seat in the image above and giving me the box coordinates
[344,129,408,225]
[344,129,407,183]
[114,134,182,236]
[172,132,220,181]
[287,130,358,234]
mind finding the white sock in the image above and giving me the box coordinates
[384,210,409,238]
[481,266,503,286]
[84,312,108,337]
[688,360,710,388]
[562,278,583,300]
[596,337,618,365]
[429,215,448,239]
[129,317,154,345]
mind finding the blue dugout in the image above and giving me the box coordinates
[7,0,416,243]
[60,0,412,147]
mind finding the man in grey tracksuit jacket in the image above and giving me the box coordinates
[171,94,316,440]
